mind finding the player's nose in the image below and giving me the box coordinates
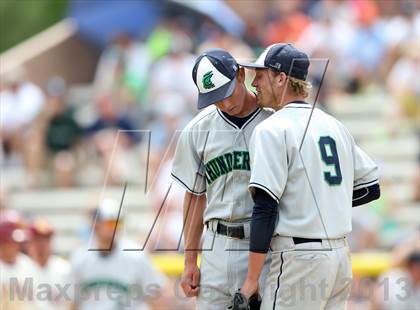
[251,77,258,88]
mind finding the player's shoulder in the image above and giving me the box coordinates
[183,105,218,130]
[259,107,275,117]
[255,109,292,133]
[252,117,286,142]
[316,108,354,137]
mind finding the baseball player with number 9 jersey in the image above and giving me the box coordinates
[237,43,381,309]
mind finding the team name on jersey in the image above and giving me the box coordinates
[205,151,250,185]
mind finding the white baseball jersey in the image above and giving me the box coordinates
[249,101,378,239]
[70,240,165,310]
[0,254,40,309]
[34,255,72,310]
[171,105,273,222]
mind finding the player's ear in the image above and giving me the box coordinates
[237,67,245,83]
[278,72,287,87]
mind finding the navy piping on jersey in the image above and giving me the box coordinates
[171,173,206,195]
[221,107,261,129]
[249,182,280,203]
[284,106,313,109]
[272,252,284,310]
[289,100,309,105]
[353,179,379,188]
[216,108,261,129]
[284,103,312,109]
[283,100,312,109]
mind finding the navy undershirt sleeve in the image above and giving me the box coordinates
[250,188,278,253]
[352,183,380,207]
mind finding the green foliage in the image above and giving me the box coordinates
[0,0,67,53]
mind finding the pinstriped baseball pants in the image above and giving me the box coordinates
[261,236,352,310]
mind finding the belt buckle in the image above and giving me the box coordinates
[226,225,233,237]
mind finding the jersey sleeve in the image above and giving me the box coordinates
[248,126,287,204]
[353,144,379,190]
[171,127,207,195]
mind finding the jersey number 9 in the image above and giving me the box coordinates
[318,136,342,185]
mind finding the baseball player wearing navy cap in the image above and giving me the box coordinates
[171,49,273,309]
[234,43,380,309]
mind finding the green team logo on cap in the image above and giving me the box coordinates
[202,71,215,89]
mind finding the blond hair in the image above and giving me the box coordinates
[287,76,312,98]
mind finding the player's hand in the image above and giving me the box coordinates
[180,264,200,297]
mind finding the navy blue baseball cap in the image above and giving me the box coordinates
[192,49,239,109]
[239,43,310,81]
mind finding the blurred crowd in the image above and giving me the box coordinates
[1,0,418,189]
[0,201,195,310]
[1,0,419,309]
[0,204,418,309]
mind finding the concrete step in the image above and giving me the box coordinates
[379,161,417,182]
[10,186,150,212]
[327,90,387,118]
[361,135,419,161]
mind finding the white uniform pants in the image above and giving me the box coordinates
[261,236,352,310]
[197,221,270,310]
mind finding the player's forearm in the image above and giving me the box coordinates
[183,192,206,265]
[246,252,267,282]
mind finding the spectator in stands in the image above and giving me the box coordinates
[94,33,152,108]
[86,93,138,144]
[26,218,71,310]
[44,77,82,187]
[0,209,38,308]
[0,67,45,182]
[148,92,190,155]
[42,77,82,154]
[148,30,196,113]
[263,0,311,46]
[70,199,167,309]
[83,94,140,185]
[386,40,420,122]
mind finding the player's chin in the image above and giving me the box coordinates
[256,96,267,108]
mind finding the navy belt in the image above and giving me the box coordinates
[217,223,245,239]
[292,237,322,244]
[206,222,245,239]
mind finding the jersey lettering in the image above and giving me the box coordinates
[205,151,250,185]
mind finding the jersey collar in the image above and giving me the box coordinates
[284,101,313,109]
[217,108,261,129]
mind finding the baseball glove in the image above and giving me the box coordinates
[231,291,262,310]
